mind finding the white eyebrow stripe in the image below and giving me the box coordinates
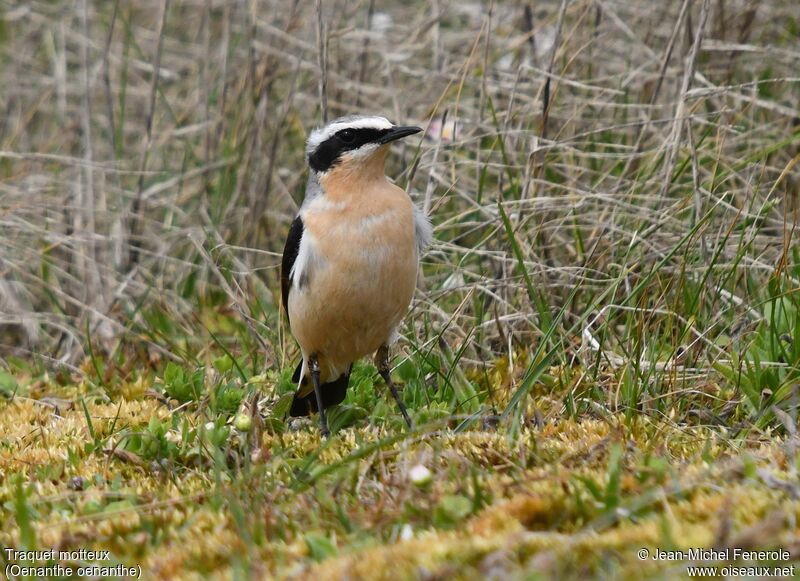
[324,117,393,134]
[306,116,393,152]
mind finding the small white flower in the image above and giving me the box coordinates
[165,430,181,444]
[205,421,215,432]
[409,464,432,487]
[400,524,414,541]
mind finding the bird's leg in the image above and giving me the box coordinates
[376,345,412,429]
[309,355,329,439]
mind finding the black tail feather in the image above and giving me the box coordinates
[289,364,352,417]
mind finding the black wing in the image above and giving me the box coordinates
[289,365,353,417]
[280,216,304,324]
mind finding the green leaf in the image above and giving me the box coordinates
[272,393,294,419]
[0,370,18,397]
[433,494,472,528]
[328,404,368,432]
[13,477,36,550]
[103,499,135,514]
[305,533,337,562]
[212,383,244,415]
[212,354,234,374]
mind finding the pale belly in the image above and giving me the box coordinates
[288,215,417,381]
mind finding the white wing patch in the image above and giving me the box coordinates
[291,228,322,291]
[413,205,433,254]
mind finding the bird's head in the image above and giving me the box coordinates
[305,115,421,181]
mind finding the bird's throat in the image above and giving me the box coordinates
[319,149,390,203]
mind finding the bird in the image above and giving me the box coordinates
[279,114,431,437]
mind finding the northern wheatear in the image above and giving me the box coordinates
[280,115,431,437]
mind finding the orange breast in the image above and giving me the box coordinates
[288,175,418,382]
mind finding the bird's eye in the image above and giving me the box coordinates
[338,129,355,143]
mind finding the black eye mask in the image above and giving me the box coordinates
[307,127,390,172]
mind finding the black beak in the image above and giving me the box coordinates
[378,125,422,144]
